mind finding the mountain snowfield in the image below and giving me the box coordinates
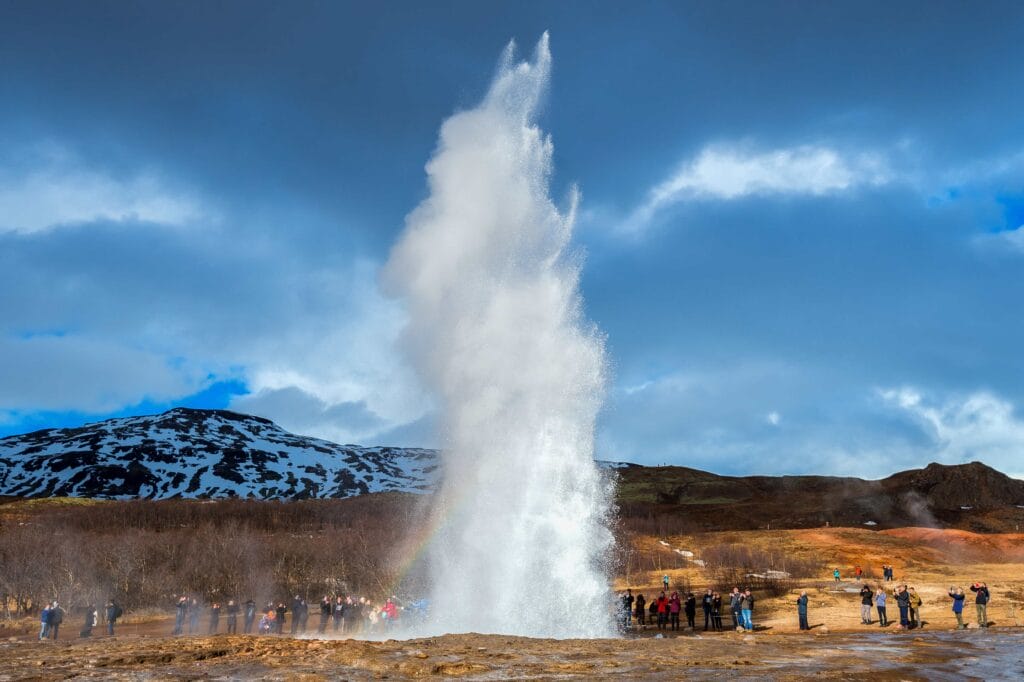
[0,408,440,499]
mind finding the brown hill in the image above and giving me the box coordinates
[615,460,1024,533]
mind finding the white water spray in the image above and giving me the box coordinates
[383,33,615,638]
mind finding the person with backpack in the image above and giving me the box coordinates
[948,586,966,629]
[796,590,810,631]
[908,587,923,629]
[859,585,873,624]
[970,582,990,627]
[80,604,97,638]
[106,599,122,635]
[39,602,52,640]
[875,588,888,626]
[684,592,696,629]
[634,593,646,629]
[48,601,65,640]
[243,599,257,634]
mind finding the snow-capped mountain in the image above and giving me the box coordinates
[0,408,438,499]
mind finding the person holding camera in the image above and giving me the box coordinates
[948,586,966,629]
[970,582,990,627]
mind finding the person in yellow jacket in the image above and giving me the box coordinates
[908,587,923,629]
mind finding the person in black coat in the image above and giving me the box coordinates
[290,596,303,635]
[684,593,697,629]
[319,597,332,634]
[106,600,121,636]
[49,601,65,640]
[243,599,257,634]
[298,599,309,634]
[275,603,287,635]
[701,589,713,630]
[188,598,200,634]
[208,602,221,634]
[634,593,646,628]
[173,596,188,635]
[80,604,97,638]
[225,600,239,634]
[333,597,345,633]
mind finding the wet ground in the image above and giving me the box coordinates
[2,628,1023,681]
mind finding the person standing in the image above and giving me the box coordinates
[655,591,668,630]
[298,599,309,634]
[833,568,841,583]
[668,591,680,632]
[970,582,990,627]
[741,590,754,631]
[173,596,188,635]
[243,599,257,634]
[875,588,888,626]
[333,597,345,633]
[895,585,911,630]
[710,592,723,631]
[796,591,810,631]
[49,601,64,640]
[860,585,873,624]
[621,589,634,630]
[948,587,966,629]
[318,596,331,634]
[39,602,52,640]
[684,593,696,630]
[741,585,757,630]
[701,589,713,631]
[290,596,303,635]
[908,587,923,629]
[275,602,287,635]
[188,598,200,634]
[208,602,221,634]
[662,575,670,591]
[106,600,121,636]
[854,566,863,580]
[226,600,239,634]
[80,603,97,638]
[729,587,742,630]
[634,593,646,629]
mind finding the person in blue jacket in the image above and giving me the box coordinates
[947,586,966,629]
[796,591,810,631]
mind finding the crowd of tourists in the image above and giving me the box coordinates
[38,600,123,641]
[619,566,996,635]
[170,594,407,637]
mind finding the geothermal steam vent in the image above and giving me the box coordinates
[383,33,615,639]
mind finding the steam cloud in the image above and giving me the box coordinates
[383,33,615,638]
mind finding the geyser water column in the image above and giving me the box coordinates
[383,33,615,638]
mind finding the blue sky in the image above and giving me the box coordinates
[2,1,1023,476]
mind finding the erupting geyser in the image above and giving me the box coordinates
[383,33,615,638]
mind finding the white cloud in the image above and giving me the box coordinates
[0,146,208,234]
[624,144,891,234]
[766,411,781,426]
[880,387,1024,478]
[973,225,1024,255]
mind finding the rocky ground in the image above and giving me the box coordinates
[3,628,1024,681]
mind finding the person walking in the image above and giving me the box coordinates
[634,593,646,629]
[908,588,923,629]
[226,600,239,634]
[243,599,257,634]
[970,582,990,627]
[948,587,966,629]
[106,599,121,636]
[796,591,810,631]
[895,585,911,630]
[859,585,873,624]
[668,591,681,631]
[875,588,888,626]
[701,589,713,631]
[208,602,221,634]
[684,593,696,630]
[49,601,64,640]
[39,602,52,640]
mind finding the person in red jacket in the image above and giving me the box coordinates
[656,591,669,630]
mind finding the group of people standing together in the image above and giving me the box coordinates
[38,600,122,641]
[854,580,991,630]
[172,594,402,637]
[620,587,757,633]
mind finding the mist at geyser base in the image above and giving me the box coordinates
[383,33,615,638]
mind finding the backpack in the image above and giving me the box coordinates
[114,605,124,619]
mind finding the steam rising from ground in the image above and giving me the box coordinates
[383,34,615,638]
